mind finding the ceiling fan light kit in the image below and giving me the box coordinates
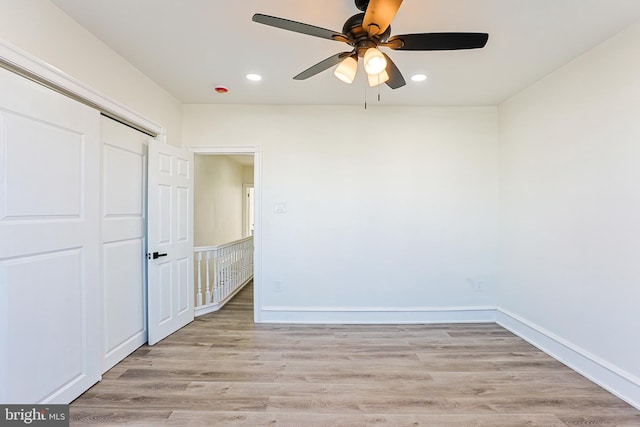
[252,0,489,90]
[363,47,387,75]
[334,55,358,84]
[368,69,390,87]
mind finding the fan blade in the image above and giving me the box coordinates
[382,53,406,89]
[253,14,347,42]
[294,52,353,80]
[363,0,403,36]
[383,32,489,51]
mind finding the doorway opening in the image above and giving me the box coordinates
[191,147,261,323]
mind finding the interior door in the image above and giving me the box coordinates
[147,139,194,345]
[243,184,255,237]
[101,116,148,371]
[0,67,101,403]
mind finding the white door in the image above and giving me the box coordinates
[243,184,255,237]
[0,67,101,403]
[147,140,194,345]
[101,116,148,372]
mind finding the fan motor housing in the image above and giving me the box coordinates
[342,13,367,39]
[342,12,392,51]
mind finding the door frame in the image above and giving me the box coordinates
[191,146,262,323]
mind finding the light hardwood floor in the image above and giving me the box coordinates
[71,283,640,426]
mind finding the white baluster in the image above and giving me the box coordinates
[219,248,224,300]
[242,242,246,283]
[224,248,229,299]
[228,248,233,296]
[238,245,242,287]
[227,247,231,297]
[196,251,203,308]
[216,249,221,302]
[218,249,222,301]
[212,248,218,304]
[231,247,236,294]
[238,245,243,285]
[226,247,231,298]
[205,250,211,305]
[247,241,251,278]
[248,241,252,276]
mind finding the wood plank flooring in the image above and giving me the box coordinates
[71,283,640,426]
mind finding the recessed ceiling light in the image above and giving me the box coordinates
[246,73,262,81]
[411,74,428,82]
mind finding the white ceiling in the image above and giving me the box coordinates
[51,0,640,106]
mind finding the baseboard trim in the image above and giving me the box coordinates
[256,304,640,410]
[496,308,640,411]
[258,306,497,324]
[255,304,639,409]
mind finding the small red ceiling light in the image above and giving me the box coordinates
[214,86,229,94]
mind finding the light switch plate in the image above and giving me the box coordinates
[274,203,286,213]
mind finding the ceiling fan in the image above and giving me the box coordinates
[252,0,489,89]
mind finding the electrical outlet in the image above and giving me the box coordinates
[274,280,283,293]
[467,278,483,292]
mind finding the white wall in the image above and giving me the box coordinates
[194,156,245,247]
[243,166,255,185]
[498,21,640,406]
[184,105,499,321]
[0,0,183,146]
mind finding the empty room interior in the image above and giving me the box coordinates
[1,0,639,425]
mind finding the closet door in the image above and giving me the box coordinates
[101,116,148,372]
[0,67,101,403]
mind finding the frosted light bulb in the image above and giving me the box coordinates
[363,48,387,75]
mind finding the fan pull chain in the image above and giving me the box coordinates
[364,83,368,110]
